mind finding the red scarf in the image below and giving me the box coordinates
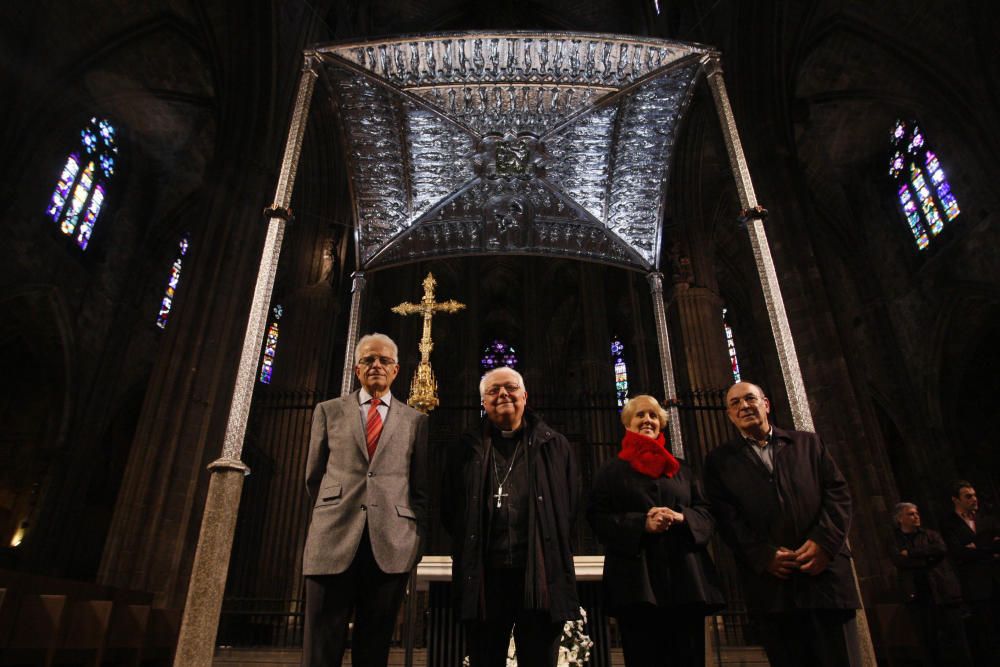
[618,429,680,478]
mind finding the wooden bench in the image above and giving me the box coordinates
[0,593,68,666]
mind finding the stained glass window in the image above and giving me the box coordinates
[259,305,284,384]
[480,339,519,373]
[156,235,190,329]
[45,117,118,250]
[611,337,629,409]
[889,120,960,250]
[723,308,741,383]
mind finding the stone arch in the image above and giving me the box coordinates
[925,283,1000,503]
[0,286,74,552]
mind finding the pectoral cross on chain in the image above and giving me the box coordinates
[494,485,509,509]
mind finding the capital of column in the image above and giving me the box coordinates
[646,271,664,295]
[351,271,367,293]
[703,55,723,78]
[303,50,321,76]
[207,457,251,476]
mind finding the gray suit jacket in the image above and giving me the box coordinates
[302,391,429,576]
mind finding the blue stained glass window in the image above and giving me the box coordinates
[156,235,190,329]
[259,305,284,384]
[889,120,960,250]
[611,337,629,409]
[45,117,118,250]
[723,308,741,383]
[480,339,518,373]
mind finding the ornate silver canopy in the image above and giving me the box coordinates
[314,32,715,271]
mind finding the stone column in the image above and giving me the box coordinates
[666,282,734,467]
[646,272,684,459]
[704,56,876,667]
[705,57,813,432]
[173,53,318,667]
[339,271,366,396]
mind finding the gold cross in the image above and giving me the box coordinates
[391,273,465,412]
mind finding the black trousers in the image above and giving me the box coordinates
[964,597,1000,667]
[753,609,854,667]
[616,604,706,667]
[464,567,564,667]
[904,601,972,667]
[303,528,409,667]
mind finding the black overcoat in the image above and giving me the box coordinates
[703,426,859,613]
[441,410,581,622]
[940,511,1000,603]
[889,527,963,605]
[586,457,725,615]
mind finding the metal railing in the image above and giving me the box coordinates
[218,388,756,650]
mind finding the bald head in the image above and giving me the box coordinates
[725,381,771,438]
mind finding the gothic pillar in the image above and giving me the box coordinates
[646,272,684,459]
[705,57,813,432]
[666,282,734,468]
[340,271,367,396]
[174,53,318,666]
[705,56,876,667]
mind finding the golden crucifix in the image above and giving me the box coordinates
[391,273,466,413]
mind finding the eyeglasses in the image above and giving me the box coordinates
[484,383,521,396]
[727,393,762,408]
[359,355,396,367]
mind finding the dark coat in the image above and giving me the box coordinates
[703,426,860,613]
[940,512,1000,603]
[441,410,581,622]
[890,527,963,605]
[586,457,725,615]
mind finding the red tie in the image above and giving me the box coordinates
[366,397,383,460]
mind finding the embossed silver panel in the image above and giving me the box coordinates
[317,33,714,270]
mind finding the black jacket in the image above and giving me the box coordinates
[940,511,1000,603]
[704,426,859,613]
[587,457,725,615]
[441,410,581,622]
[890,526,963,605]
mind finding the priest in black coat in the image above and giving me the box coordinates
[704,381,859,667]
[441,366,581,667]
[587,394,724,666]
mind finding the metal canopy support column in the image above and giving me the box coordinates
[704,56,876,667]
[647,272,684,459]
[339,271,366,396]
[704,57,813,432]
[173,52,319,667]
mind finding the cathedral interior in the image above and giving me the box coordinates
[1,0,998,664]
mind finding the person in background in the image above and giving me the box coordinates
[890,502,971,666]
[940,481,1000,666]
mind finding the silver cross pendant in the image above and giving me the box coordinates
[494,484,508,509]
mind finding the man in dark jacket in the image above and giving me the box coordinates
[704,381,859,667]
[890,502,971,666]
[940,481,1000,666]
[441,366,580,667]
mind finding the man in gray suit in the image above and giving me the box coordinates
[302,333,429,667]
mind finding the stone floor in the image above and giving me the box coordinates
[213,646,770,666]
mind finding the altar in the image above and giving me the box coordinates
[171,30,875,667]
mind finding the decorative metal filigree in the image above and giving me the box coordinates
[391,273,466,413]
[319,32,715,271]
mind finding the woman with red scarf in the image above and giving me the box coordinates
[587,395,724,666]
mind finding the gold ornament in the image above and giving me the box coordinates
[391,273,465,413]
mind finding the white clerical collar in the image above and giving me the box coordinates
[359,388,392,407]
